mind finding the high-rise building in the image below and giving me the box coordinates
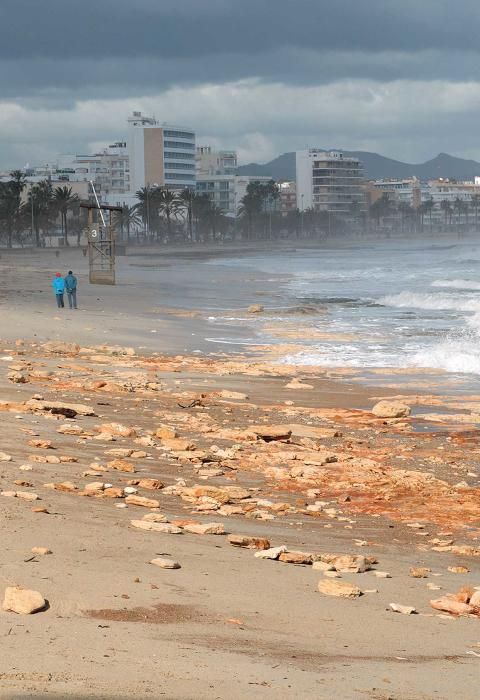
[296,150,365,214]
[195,146,237,177]
[127,112,196,193]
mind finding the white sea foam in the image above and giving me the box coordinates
[432,279,480,291]
[411,340,480,374]
[381,291,480,313]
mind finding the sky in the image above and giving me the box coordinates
[1,0,480,168]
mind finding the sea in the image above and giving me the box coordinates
[204,233,480,391]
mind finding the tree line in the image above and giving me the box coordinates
[0,171,81,247]
[369,191,480,232]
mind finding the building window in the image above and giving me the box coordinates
[164,173,195,181]
[164,151,195,160]
[163,130,194,140]
[164,162,195,170]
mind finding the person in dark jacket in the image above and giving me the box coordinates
[64,270,78,309]
[52,273,65,308]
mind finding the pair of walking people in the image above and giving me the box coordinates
[52,271,78,309]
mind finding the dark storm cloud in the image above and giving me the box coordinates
[0,0,479,84]
[1,0,480,168]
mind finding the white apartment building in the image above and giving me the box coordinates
[196,146,237,177]
[296,149,365,214]
[196,174,272,216]
[127,112,195,194]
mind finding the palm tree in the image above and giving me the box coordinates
[157,187,181,240]
[54,185,78,246]
[135,185,159,238]
[453,197,463,229]
[471,194,480,231]
[424,197,435,231]
[114,205,141,242]
[440,199,452,228]
[238,182,265,239]
[0,183,20,248]
[179,188,196,241]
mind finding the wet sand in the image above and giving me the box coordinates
[0,248,479,699]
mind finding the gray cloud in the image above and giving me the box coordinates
[0,1,480,168]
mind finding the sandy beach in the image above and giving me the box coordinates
[1,247,480,699]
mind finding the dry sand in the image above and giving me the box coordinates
[0,249,479,699]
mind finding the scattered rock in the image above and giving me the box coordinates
[228,535,271,550]
[279,551,313,565]
[130,520,182,534]
[448,566,469,574]
[318,580,362,598]
[98,423,137,438]
[150,558,181,570]
[31,547,52,556]
[108,459,136,473]
[389,603,416,614]
[0,452,13,462]
[250,425,292,442]
[409,567,431,578]
[42,341,80,355]
[247,304,264,313]
[371,400,411,419]
[333,555,368,573]
[125,495,160,509]
[155,425,177,440]
[183,522,225,535]
[3,587,46,614]
[430,596,473,616]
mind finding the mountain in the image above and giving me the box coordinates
[237,150,480,182]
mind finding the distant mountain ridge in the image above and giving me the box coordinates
[237,151,480,182]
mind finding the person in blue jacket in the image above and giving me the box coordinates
[64,270,78,309]
[52,272,65,308]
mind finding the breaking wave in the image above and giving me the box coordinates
[380,291,480,313]
[432,279,480,291]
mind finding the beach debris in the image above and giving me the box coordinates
[285,378,314,390]
[182,522,225,535]
[250,425,292,442]
[254,546,288,560]
[430,596,476,617]
[27,439,53,449]
[42,341,80,355]
[371,401,411,418]
[247,304,264,313]
[332,555,368,573]
[279,551,313,565]
[26,398,96,417]
[155,425,177,439]
[107,459,136,473]
[150,558,181,569]
[318,580,362,598]
[410,567,431,578]
[228,535,271,550]
[31,547,52,556]
[389,603,417,615]
[125,495,160,509]
[3,587,46,614]
[130,520,182,534]
[98,423,137,437]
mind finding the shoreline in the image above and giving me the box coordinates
[0,337,479,698]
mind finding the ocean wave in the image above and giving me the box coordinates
[410,340,480,375]
[380,291,480,313]
[432,279,480,291]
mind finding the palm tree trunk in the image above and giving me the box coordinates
[63,212,69,246]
